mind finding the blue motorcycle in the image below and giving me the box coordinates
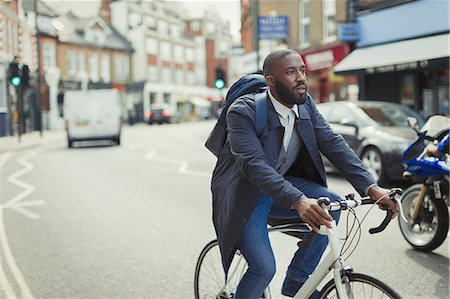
[399,115,449,252]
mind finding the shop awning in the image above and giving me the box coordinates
[189,97,211,107]
[334,33,450,73]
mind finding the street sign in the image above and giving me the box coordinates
[338,23,360,42]
[258,16,289,40]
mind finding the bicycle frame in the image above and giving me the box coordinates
[293,220,348,299]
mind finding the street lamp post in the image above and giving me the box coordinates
[34,0,42,136]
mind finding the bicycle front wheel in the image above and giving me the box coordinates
[194,240,248,299]
[319,272,401,299]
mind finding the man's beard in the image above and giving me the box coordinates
[274,80,307,105]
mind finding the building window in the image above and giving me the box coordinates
[147,65,159,82]
[114,55,129,80]
[144,15,156,29]
[186,48,194,63]
[300,0,310,45]
[174,45,184,63]
[175,69,183,84]
[190,21,200,31]
[146,37,158,55]
[67,51,77,75]
[77,52,85,72]
[42,43,56,68]
[89,53,99,82]
[161,67,172,83]
[101,54,110,82]
[160,41,172,60]
[157,19,169,35]
[323,0,336,39]
[170,23,181,38]
[186,71,195,85]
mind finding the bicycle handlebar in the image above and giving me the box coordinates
[318,188,404,234]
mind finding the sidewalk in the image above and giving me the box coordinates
[0,130,65,153]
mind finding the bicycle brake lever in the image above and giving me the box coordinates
[389,188,408,223]
[369,205,392,234]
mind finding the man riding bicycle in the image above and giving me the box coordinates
[210,49,398,298]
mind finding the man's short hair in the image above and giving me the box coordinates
[262,49,299,77]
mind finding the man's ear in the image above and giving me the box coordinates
[266,75,275,86]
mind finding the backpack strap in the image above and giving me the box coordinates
[255,92,267,137]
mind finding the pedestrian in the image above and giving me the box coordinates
[210,49,398,298]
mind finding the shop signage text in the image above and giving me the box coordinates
[304,50,334,71]
[258,16,289,40]
[366,60,429,74]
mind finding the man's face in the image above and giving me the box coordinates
[268,53,307,107]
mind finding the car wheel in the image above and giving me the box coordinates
[361,147,386,183]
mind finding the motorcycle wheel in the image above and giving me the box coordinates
[398,183,449,252]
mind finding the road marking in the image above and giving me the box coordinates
[145,150,210,178]
[0,259,17,299]
[0,151,13,169]
[1,151,43,299]
[0,207,34,299]
[3,151,44,219]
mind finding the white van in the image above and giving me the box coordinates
[64,89,123,148]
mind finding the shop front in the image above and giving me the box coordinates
[334,33,450,118]
[298,41,356,103]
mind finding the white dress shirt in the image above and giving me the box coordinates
[268,90,299,151]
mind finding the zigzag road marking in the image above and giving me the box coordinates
[1,150,43,299]
[145,150,210,178]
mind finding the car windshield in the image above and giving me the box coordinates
[359,104,423,127]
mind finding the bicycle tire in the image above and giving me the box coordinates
[398,183,449,252]
[194,240,248,299]
[319,272,401,299]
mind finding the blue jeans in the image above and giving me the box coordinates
[234,176,341,299]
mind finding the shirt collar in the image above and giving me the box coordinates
[268,89,299,119]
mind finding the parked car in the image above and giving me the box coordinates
[316,100,425,184]
[146,104,175,124]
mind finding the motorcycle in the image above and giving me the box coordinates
[399,115,450,252]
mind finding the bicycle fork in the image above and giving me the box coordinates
[411,183,429,221]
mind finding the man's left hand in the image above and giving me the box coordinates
[368,186,398,218]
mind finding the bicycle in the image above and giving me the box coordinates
[194,188,405,299]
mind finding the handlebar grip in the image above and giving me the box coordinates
[369,208,393,234]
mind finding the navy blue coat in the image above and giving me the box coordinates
[211,92,375,274]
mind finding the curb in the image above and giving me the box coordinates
[0,131,65,153]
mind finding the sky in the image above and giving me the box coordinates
[43,0,241,42]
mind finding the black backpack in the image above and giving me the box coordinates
[205,74,268,157]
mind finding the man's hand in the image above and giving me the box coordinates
[291,195,333,233]
[368,186,398,218]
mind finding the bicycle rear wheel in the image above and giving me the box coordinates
[319,272,401,299]
[194,240,248,299]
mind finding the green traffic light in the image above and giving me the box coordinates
[10,76,21,87]
[214,79,225,89]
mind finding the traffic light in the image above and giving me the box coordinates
[7,60,21,87]
[21,64,31,87]
[214,66,226,89]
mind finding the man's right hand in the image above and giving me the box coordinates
[291,195,334,233]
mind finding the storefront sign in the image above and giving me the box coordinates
[338,23,360,42]
[258,16,289,40]
[366,60,429,74]
[304,50,335,71]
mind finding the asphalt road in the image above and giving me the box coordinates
[0,121,448,299]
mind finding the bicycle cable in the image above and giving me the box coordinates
[338,193,391,261]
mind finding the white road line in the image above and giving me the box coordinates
[0,151,13,169]
[0,257,17,299]
[0,207,34,299]
[145,150,211,178]
[5,152,37,209]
